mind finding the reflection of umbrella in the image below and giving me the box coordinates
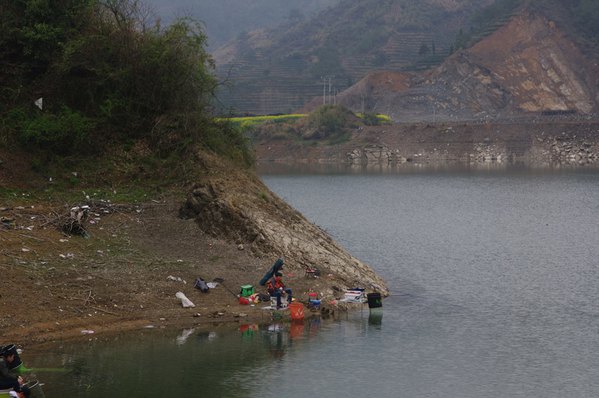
[259,258,284,286]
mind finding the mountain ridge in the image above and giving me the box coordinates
[214,0,497,114]
[333,8,599,121]
[214,0,599,118]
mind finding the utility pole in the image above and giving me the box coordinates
[361,93,365,113]
[321,75,334,105]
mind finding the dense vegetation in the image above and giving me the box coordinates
[0,0,253,171]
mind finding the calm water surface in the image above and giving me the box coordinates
[34,165,599,397]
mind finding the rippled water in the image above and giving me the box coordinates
[33,166,599,397]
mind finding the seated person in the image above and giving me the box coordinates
[0,346,29,398]
[266,272,292,309]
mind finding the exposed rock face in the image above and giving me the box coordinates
[467,12,598,115]
[346,145,400,164]
[255,121,599,166]
[180,162,388,294]
[338,11,599,122]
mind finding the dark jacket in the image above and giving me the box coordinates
[0,358,17,382]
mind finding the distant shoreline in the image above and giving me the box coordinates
[253,120,599,167]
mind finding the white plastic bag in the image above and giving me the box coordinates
[175,291,195,308]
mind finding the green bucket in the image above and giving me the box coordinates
[240,284,254,297]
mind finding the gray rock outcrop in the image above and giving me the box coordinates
[180,178,388,295]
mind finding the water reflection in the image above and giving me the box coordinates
[257,160,599,176]
[32,317,336,398]
[368,310,383,327]
[258,168,599,398]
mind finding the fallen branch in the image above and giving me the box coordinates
[83,290,94,306]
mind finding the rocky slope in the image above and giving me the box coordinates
[335,9,599,121]
[179,152,388,294]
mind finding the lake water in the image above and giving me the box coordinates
[33,165,599,397]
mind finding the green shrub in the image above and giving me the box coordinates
[306,105,353,137]
[1,0,253,166]
[19,107,95,155]
[1,108,27,147]
[205,121,255,166]
[361,112,381,126]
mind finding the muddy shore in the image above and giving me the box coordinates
[0,196,365,348]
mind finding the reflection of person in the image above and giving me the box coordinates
[309,317,321,338]
[266,272,292,309]
[265,324,286,359]
[0,347,30,398]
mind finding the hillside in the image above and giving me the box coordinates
[334,8,599,121]
[146,0,340,48]
[0,0,388,344]
[213,0,497,114]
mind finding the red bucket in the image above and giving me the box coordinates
[289,302,305,320]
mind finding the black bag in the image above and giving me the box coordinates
[194,277,209,293]
[258,293,271,302]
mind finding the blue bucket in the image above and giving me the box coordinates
[308,299,321,309]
